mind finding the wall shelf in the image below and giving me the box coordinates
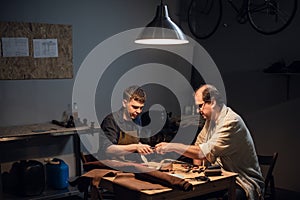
[0,123,98,199]
[2,186,81,200]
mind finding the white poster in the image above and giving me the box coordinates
[1,37,29,57]
[33,38,58,58]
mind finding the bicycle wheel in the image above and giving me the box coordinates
[247,0,297,34]
[188,0,222,39]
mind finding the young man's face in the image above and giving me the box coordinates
[123,99,144,119]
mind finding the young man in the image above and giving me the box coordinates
[155,84,264,200]
[100,85,153,161]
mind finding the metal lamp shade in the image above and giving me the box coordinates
[135,4,188,45]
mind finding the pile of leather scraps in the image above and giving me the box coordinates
[70,159,193,197]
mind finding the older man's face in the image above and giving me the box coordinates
[194,89,212,120]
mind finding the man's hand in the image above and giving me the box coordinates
[137,143,154,155]
[155,142,173,154]
[155,142,204,160]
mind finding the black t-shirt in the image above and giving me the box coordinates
[100,108,142,148]
[99,108,143,161]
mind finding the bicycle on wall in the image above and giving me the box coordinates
[187,0,298,39]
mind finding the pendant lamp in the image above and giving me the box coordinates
[135,0,189,45]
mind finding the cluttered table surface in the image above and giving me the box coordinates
[74,160,238,200]
[106,164,237,199]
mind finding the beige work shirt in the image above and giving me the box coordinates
[195,105,264,200]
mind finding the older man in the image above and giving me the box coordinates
[155,84,264,200]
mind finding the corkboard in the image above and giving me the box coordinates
[0,21,73,79]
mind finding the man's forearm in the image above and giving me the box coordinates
[106,144,138,156]
[170,143,205,159]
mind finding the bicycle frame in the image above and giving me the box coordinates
[227,0,249,24]
[187,0,297,39]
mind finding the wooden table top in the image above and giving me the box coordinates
[100,163,238,199]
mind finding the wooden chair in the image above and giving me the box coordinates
[257,152,278,200]
[80,152,98,167]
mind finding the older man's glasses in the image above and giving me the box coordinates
[197,101,209,110]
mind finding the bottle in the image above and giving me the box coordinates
[72,102,78,122]
[192,105,195,115]
[67,103,72,119]
[61,111,68,124]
